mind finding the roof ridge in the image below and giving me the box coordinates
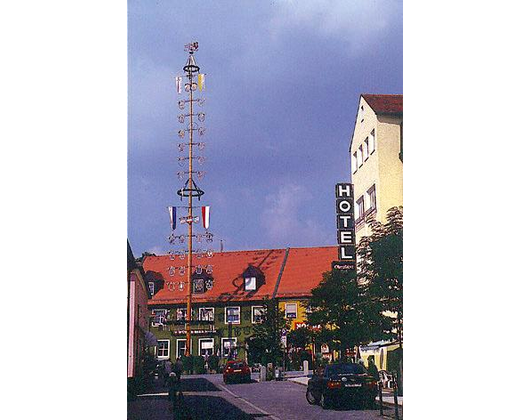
[145,245,336,258]
[272,247,290,299]
[361,93,403,96]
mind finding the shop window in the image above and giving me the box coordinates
[222,338,237,357]
[199,338,214,358]
[176,339,190,358]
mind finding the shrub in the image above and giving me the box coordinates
[207,354,220,373]
[182,355,193,374]
[193,356,206,374]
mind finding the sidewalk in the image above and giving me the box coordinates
[287,376,403,406]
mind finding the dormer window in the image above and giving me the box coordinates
[193,278,205,294]
[242,265,264,292]
[192,272,213,294]
[245,276,256,291]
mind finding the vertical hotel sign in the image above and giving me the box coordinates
[335,183,355,262]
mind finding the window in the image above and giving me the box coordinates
[148,282,155,296]
[176,339,191,358]
[244,276,256,291]
[199,307,214,322]
[367,185,377,213]
[359,105,364,122]
[368,129,375,154]
[285,303,297,319]
[222,338,237,357]
[357,146,363,168]
[225,307,240,324]
[176,308,187,321]
[157,340,170,359]
[252,306,265,324]
[363,138,369,161]
[199,338,214,358]
[152,309,167,326]
[193,278,205,294]
[355,196,365,222]
[352,152,358,174]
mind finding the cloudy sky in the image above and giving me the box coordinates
[128,0,403,256]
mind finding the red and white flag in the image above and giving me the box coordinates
[201,206,210,229]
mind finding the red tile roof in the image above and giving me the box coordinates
[144,246,337,306]
[275,247,337,298]
[362,94,403,115]
[144,248,287,305]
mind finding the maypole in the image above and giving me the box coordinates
[167,41,214,357]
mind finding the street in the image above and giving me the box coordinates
[128,373,399,420]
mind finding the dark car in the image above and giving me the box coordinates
[223,360,251,384]
[306,363,378,409]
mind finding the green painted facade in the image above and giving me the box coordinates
[151,301,264,364]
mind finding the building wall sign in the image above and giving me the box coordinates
[331,261,356,271]
[172,326,216,335]
[335,183,355,261]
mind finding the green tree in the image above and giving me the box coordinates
[307,269,376,360]
[358,206,403,345]
[287,326,312,350]
[248,298,288,366]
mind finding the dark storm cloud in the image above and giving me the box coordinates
[128,0,402,255]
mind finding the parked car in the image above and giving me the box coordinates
[223,360,251,384]
[305,363,378,409]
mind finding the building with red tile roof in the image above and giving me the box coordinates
[275,246,336,299]
[350,94,403,242]
[361,94,403,116]
[142,246,336,363]
[144,248,288,305]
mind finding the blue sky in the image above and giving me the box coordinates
[128,0,402,256]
